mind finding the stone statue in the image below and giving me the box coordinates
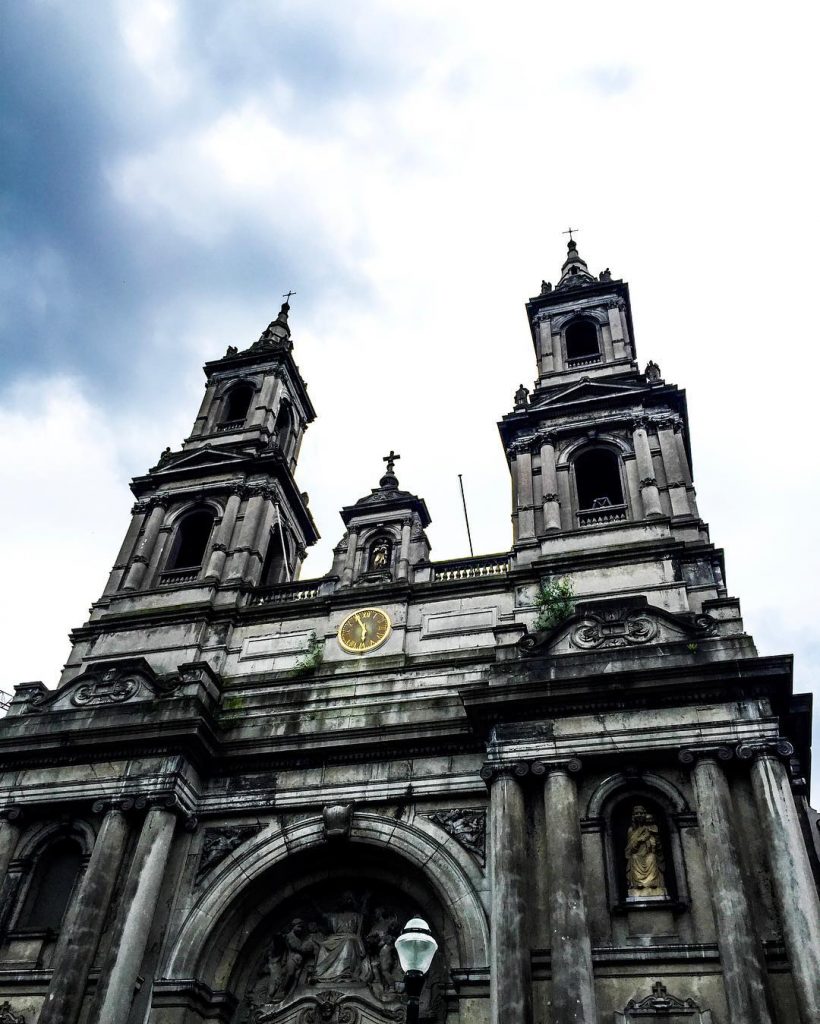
[370,540,390,570]
[514,383,530,409]
[540,280,552,295]
[264,919,320,1001]
[644,359,662,382]
[313,892,369,983]
[625,805,668,898]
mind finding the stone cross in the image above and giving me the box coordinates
[382,450,400,474]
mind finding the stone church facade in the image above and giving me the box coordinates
[1,241,818,1024]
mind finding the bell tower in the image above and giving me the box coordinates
[82,299,319,644]
[500,238,713,588]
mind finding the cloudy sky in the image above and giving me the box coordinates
[2,1,818,786]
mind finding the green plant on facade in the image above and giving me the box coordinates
[294,632,325,674]
[534,576,574,632]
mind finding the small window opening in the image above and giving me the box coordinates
[566,319,600,361]
[168,509,215,570]
[575,449,624,510]
[222,383,254,424]
[274,402,294,454]
[261,529,290,587]
[18,838,83,932]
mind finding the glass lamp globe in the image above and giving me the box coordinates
[395,917,438,975]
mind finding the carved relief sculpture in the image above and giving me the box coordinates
[246,887,443,1023]
[427,809,486,862]
[625,805,668,899]
[196,825,262,886]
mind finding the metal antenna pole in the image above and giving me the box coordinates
[458,474,474,557]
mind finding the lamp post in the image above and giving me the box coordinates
[395,917,438,1024]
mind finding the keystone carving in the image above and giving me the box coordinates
[323,804,354,840]
[426,809,486,861]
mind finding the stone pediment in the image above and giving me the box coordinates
[615,981,713,1021]
[538,379,645,406]
[155,446,247,473]
[519,597,717,656]
[25,658,220,713]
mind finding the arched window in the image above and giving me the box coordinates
[17,838,83,932]
[261,527,291,587]
[574,448,625,510]
[274,401,294,455]
[167,509,215,571]
[221,383,254,426]
[565,319,600,362]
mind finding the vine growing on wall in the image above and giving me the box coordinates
[294,632,324,674]
[534,577,574,632]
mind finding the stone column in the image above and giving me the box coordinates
[657,420,690,516]
[743,744,820,1024]
[121,499,167,590]
[203,489,243,580]
[341,529,359,587]
[103,505,148,596]
[397,519,412,580]
[539,434,561,533]
[40,805,130,1024]
[483,764,531,1024]
[0,809,22,889]
[88,804,178,1024]
[683,749,774,1024]
[226,489,266,581]
[540,761,597,1023]
[515,448,536,541]
[632,420,662,518]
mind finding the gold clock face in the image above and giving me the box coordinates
[338,608,392,654]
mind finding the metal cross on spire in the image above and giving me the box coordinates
[382,450,400,474]
[282,290,296,303]
[562,227,579,243]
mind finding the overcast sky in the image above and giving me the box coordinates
[2,1,818,789]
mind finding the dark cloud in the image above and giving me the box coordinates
[0,1,416,408]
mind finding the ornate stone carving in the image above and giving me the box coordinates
[0,1002,26,1024]
[542,493,559,503]
[616,981,713,1021]
[245,886,442,1023]
[644,360,662,382]
[195,825,262,885]
[639,477,658,489]
[625,805,668,898]
[520,598,718,654]
[572,608,658,649]
[427,809,486,861]
[72,667,140,707]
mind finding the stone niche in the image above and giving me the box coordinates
[236,881,447,1024]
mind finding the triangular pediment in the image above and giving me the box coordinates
[538,378,645,406]
[155,446,248,472]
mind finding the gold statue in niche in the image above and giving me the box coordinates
[625,804,668,898]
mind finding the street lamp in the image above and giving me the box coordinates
[395,917,438,1024]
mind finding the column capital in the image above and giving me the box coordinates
[736,738,794,762]
[631,416,649,432]
[532,757,583,777]
[538,431,557,448]
[678,744,734,767]
[480,760,530,784]
[639,476,658,489]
